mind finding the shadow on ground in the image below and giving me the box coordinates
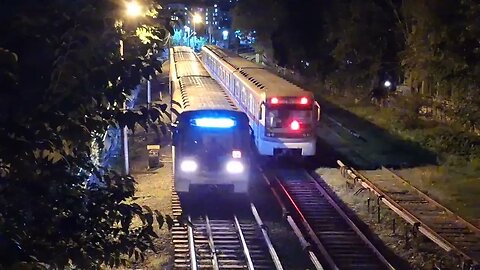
[317,96,438,170]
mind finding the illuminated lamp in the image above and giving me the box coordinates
[180,160,198,172]
[226,160,244,173]
[290,120,300,131]
[193,117,235,128]
[232,150,242,158]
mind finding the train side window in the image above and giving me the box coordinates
[242,88,246,105]
[233,79,237,95]
[235,80,239,97]
[248,95,251,112]
[249,94,254,114]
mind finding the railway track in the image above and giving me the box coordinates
[338,161,480,268]
[263,168,395,270]
[171,189,283,269]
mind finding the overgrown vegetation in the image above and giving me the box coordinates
[233,0,480,131]
[323,94,480,170]
[0,0,175,268]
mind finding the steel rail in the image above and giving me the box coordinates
[337,160,480,266]
[286,215,325,270]
[273,174,338,270]
[304,171,395,269]
[382,166,480,236]
[274,169,395,270]
[259,170,326,270]
[187,215,198,270]
[205,215,220,270]
[250,203,285,270]
[234,215,255,270]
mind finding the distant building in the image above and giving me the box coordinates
[165,1,238,46]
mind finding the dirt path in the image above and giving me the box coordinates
[128,63,175,269]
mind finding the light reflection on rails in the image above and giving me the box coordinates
[338,160,480,269]
[262,168,395,270]
[171,188,284,270]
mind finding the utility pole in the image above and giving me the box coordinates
[122,102,130,175]
[147,79,151,107]
[119,39,130,175]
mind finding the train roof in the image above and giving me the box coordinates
[238,68,312,97]
[172,51,197,61]
[174,61,210,77]
[171,46,238,116]
[173,76,237,112]
[205,45,260,69]
[172,46,194,53]
[203,45,312,98]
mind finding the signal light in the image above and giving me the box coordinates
[290,120,300,131]
[270,97,279,104]
[300,97,309,104]
[232,150,242,158]
[193,117,235,128]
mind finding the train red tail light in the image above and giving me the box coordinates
[300,97,309,105]
[270,97,279,104]
[290,120,300,131]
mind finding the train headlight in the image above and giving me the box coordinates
[180,160,198,172]
[226,160,244,174]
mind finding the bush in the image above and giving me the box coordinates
[421,126,480,159]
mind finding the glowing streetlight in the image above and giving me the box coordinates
[383,80,392,88]
[190,13,202,48]
[121,0,144,176]
[192,13,202,24]
[126,1,142,17]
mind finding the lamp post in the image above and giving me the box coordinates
[121,1,143,175]
[191,13,202,49]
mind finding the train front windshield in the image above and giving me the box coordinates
[267,109,313,129]
[177,117,250,171]
[181,128,241,156]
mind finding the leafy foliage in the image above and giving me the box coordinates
[233,0,480,132]
[0,0,172,268]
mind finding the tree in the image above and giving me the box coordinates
[232,0,287,61]
[401,0,480,97]
[398,0,480,128]
[323,0,402,93]
[0,0,172,268]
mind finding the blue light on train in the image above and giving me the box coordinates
[193,117,235,128]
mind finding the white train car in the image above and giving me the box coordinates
[201,45,320,157]
[170,46,251,193]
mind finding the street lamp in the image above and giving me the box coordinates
[190,13,202,48]
[126,1,142,17]
[121,1,144,175]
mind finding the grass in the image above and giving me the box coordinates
[318,92,480,224]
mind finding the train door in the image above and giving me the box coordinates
[256,102,266,148]
[314,101,321,126]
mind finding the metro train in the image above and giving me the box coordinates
[200,45,320,158]
[169,46,251,193]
